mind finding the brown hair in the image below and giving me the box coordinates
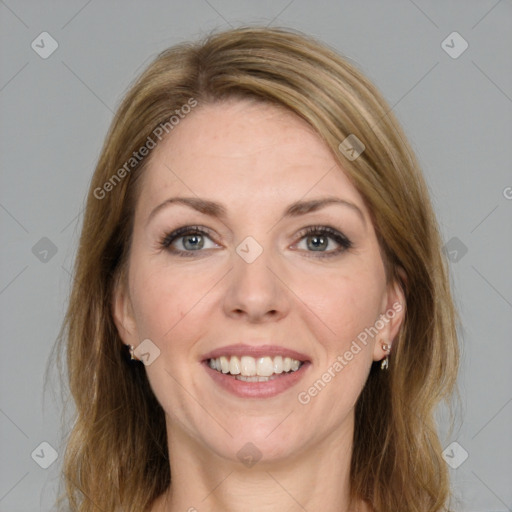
[53,26,461,511]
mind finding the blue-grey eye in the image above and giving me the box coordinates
[295,226,352,257]
[160,226,217,255]
[181,234,204,250]
[306,234,329,251]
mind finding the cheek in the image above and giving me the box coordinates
[129,256,221,344]
[295,269,382,415]
[292,261,385,346]
[129,261,181,337]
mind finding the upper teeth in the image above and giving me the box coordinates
[208,355,302,377]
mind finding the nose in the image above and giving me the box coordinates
[222,242,290,323]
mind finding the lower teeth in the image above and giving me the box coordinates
[234,374,277,382]
[222,371,296,382]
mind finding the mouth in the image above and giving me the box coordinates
[201,344,311,398]
[206,354,305,382]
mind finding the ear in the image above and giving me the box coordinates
[112,273,139,347]
[373,268,407,362]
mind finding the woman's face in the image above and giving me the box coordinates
[113,99,405,464]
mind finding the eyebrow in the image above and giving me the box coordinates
[146,196,366,227]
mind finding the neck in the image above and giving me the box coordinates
[152,412,370,512]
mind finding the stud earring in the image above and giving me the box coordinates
[380,342,391,371]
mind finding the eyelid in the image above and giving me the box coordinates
[295,225,351,242]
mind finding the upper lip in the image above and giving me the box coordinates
[202,344,311,362]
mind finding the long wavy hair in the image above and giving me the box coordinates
[52,26,461,511]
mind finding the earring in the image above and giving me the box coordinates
[128,344,138,361]
[380,342,391,371]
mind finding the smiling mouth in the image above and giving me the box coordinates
[207,354,305,382]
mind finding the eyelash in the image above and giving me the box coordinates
[158,225,353,258]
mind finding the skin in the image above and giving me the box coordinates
[113,98,405,512]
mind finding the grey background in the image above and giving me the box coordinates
[1,1,511,510]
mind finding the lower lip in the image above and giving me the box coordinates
[203,361,311,399]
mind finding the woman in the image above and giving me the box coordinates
[56,26,460,511]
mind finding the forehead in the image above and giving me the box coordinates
[138,99,365,216]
